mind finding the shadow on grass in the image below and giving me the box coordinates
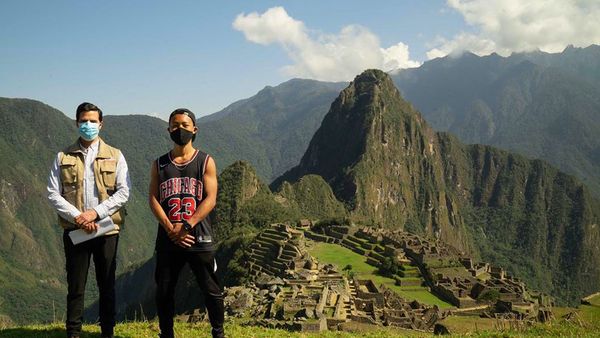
[0,327,128,338]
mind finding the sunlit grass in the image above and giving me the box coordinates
[307,241,453,308]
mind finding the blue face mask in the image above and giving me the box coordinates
[78,121,100,141]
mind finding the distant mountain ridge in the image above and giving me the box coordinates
[392,45,600,196]
[197,79,346,181]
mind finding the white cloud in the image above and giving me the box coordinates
[233,7,420,81]
[428,0,600,59]
[382,42,421,70]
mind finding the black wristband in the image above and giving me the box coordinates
[182,219,193,232]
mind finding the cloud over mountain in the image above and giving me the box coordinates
[233,6,420,81]
[428,0,600,59]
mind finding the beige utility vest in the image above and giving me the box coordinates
[58,138,125,233]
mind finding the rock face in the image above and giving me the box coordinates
[273,69,600,304]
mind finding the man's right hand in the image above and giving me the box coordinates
[169,222,195,248]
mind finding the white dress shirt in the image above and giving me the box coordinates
[47,140,131,223]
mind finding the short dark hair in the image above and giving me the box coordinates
[76,102,103,122]
[169,108,196,126]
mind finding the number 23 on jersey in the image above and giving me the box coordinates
[167,197,196,221]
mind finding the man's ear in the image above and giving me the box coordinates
[194,126,198,133]
[99,121,103,130]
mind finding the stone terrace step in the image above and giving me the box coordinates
[281,249,299,259]
[262,228,289,240]
[368,251,386,262]
[283,243,300,253]
[401,270,421,278]
[279,253,296,261]
[259,232,286,243]
[250,246,273,256]
[255,235,282,247]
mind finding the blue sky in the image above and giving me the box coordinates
[1,1,598,119]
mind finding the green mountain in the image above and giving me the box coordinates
[0,98,75,324]
[0,98,173,323]
[197,79,346,181]
[274,69,600,304]
[393,45,600,196]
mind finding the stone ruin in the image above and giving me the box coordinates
[180,222,553,333]
[306,223,553,322]
[222,223,446,332]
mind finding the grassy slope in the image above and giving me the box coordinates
[307,241,453,309]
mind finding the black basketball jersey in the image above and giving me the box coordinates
[155,149,215,252]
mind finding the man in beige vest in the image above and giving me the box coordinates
[47,102,130,338]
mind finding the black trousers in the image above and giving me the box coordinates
[63,231,118,336]
[155,249,224,338]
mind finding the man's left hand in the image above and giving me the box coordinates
[75,209,98,226]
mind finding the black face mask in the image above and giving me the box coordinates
[170,128,195,146]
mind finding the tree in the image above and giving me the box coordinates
[343,264,353,278]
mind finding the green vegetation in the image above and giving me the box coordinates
[477,290,500,302]
[276,175,347,220]
[308,242,452,308]
[378,257,401,277]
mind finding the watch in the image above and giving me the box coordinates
[182,220,193,232]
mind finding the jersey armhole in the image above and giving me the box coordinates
[156,156,166,183]
[202,154,210,175]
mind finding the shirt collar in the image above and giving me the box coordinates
[79,139,100,154]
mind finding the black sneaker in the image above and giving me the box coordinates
[212,327,225,338]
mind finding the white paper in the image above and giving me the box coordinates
[68,217,117,245]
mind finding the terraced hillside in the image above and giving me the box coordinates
[222,222,553,333]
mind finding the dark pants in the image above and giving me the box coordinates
[63,231,118,336]
[155,249,224,338]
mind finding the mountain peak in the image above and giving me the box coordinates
[273,68,438,222]
[353,68,390,83]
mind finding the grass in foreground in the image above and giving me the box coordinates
[0,321,424,338]
[1,308,600,338]
[1,294,599,337]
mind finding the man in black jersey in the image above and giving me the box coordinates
[149,108,224,338]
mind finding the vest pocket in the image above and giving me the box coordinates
[100,160,117,189]
[60,157,78,184]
